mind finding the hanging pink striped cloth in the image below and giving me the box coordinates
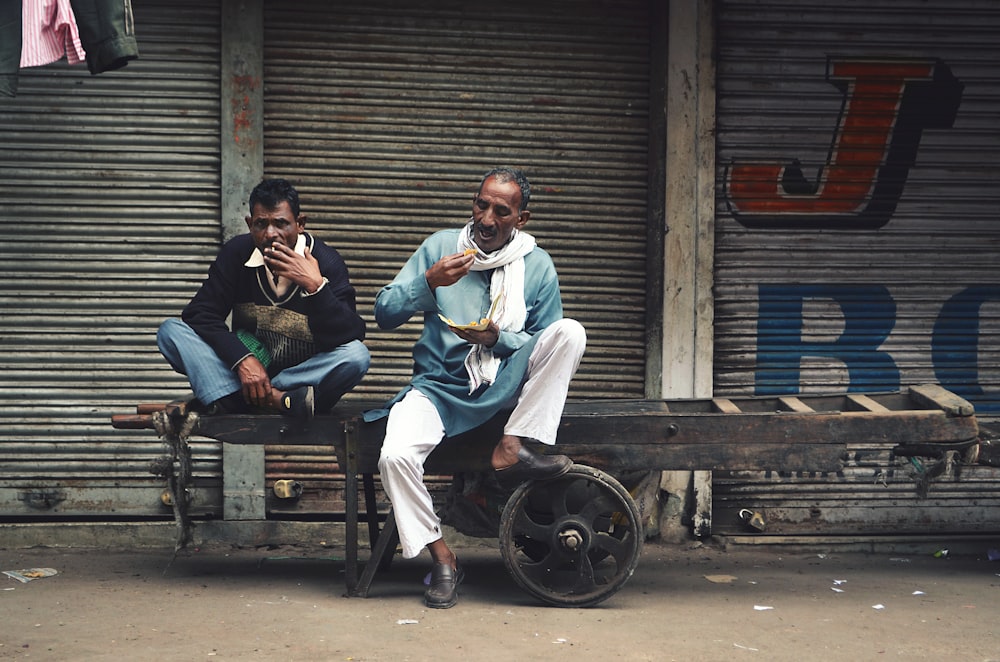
[19,0,86,68]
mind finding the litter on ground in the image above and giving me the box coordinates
[3,568,58,583]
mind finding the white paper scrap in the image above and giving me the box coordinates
[2,568,58,583]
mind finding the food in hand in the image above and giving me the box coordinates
[437,294,499,331]
[437,313,491,331]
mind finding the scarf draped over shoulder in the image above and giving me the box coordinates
[455,221,536,393]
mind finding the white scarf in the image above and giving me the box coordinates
[456,221,536,393]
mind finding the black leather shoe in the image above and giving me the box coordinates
[198,393,250,416]
[424,561,463,609]
[280,385,314,420]
[494,446,572,490]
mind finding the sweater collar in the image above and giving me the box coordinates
[244,233,308,268]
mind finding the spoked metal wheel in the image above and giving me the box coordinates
[499,464,642,607]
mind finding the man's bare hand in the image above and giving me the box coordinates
[265,244,324,292]
[448,320,499,348]
[236,356,273,407]
[425,251,475,290]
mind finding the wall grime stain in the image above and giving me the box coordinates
[230,74,261,147]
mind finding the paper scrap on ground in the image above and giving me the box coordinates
[3,568,58,583]
[704,574,739,584]
[753,605,774,611]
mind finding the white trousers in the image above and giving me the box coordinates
[378,318,586,558]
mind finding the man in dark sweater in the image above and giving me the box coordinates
[157,178,369,419]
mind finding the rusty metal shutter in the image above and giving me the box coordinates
[0,1,223,518]
[261,0,653,402]
[711,0,1000,537]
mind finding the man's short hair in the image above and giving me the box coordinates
[250,178,301,217]
[480,167,531,212]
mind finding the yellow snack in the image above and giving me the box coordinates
[462,247,477,256]
[437,313,490,331]
[437,294,500,331]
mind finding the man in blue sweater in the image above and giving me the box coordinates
[157,178,369,419]
[374,167,586,608]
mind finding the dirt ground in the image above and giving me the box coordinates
[2,537,999,662]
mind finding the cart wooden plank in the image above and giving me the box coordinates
[846,393,890,413]
[711,398,743,414]
[777,396,814,413]
[908,382,976,416]
[113,385,980,475]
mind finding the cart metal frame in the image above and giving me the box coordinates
[112,383,979,606]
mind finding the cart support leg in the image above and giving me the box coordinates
[352,508,398,598]
[693,470,712,536]
[343,420,359,594]
[363,473,380,545]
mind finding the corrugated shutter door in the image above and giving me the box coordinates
[0,2,223,517]
[261,0,652,402]
[711,0,1000,536]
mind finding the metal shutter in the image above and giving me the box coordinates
[261,0,653,402]
[711,0,1000,537]
[0,1,223,518]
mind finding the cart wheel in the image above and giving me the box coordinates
[499,464,642,607]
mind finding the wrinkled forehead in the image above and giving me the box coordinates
[477,176,523,209]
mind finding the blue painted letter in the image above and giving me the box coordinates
[932,286,998,407]
[756,284,900,394]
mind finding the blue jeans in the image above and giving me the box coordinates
[157,318,370,411]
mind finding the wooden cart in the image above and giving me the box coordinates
[112,383,979,607]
